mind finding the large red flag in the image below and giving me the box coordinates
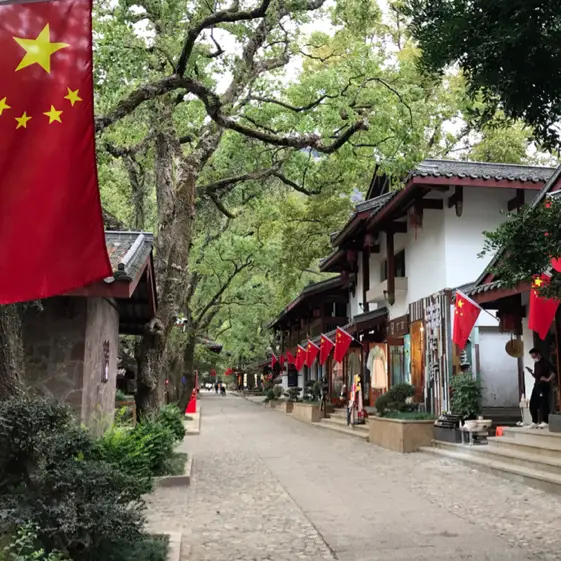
[295,345,306,371]
[452,291,481,350]
[334,327,353,363]
[319,334,334,365]
[286,350,295,364]
[529,275,559,340]
[0,0,111,303]
[305,340,320,368]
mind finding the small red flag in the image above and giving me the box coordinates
[334,327,353,363]
[305,340,320,368]
[452,291,481,350]
[279,354,286,367]
[286,350,295,364]
[271,353,278,369]
[319,334,334,365]
[551,258,561,273]
[529,274,559,340]
[295,345,307,371]
[0,0,111,303]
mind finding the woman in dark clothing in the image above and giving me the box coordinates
[526,348,555,428]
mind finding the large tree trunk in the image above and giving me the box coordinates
[0,304,24,400]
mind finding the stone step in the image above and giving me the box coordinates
[322,415,369,430]
[488,436,561,462]
[316,419,369,441]
[419,445,561,495]
[433,440,561,477]
[502,427,561,450]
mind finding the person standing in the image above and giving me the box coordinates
[527,348,555,428]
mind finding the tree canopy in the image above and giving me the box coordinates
[402,0,561,150]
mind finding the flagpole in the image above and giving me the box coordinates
[456,290,499,323]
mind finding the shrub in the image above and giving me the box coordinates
[283,387,301,402]
[450,373,482,420]
[130,420,176,476]
[156,404,186,443]
[115,389,129,402]
[266,388,275,401]
[375,383,416,416]
[3,525,69,561]
[383,411,435,421]
[272,385,283,399]
[0,393,146,561]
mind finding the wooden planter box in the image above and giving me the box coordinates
[369,417,434,453]
[278,400,294,414]
[292,402,321,423]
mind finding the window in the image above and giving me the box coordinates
[381,250,406,281]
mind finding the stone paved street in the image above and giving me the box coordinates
[146,395,561,561]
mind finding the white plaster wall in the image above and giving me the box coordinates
[349,251,364,318]
[478,327,519,407]
[443,188,513,289]
[522,315,536,400]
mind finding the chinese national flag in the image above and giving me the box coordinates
[279,354,285,367]
[271,353,278,369]
[452,291,481,350]
[286,350,295,364]
[334,327,353,363]
[295,345,306,371]
[319,334,334,365]
[529,275,559,340]
[305,340,320,368]
[0,0,111,303]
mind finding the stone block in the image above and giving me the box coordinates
[368,416,435,453]
[292,402,322,423]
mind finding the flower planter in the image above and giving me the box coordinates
[369,417,434,453]
[279,400,294,414]
[292,402,322,423]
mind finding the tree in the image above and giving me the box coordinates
[402,0,561,149]
[481,197,561,299]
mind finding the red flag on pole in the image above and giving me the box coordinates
[529,274,559,340]
[452,291,482,350]
[0,0,111,303]
[319,334,334,365]
[551,258,561,273]
[334,327,353,363]
[279,354,285,367]
[271,353,278,369]
[305,340,320,368]
[286,350,295,364]
[295,345,306,371]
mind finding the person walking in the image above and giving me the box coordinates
[526,348,555,428]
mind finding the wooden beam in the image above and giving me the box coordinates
[507,189,525,212]
[426,185,450,192]
[419,198,444,210]
[447,186,464,217]
[387,221,407,234]
[386,231,395,306]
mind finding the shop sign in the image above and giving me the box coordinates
[388,315,408,338]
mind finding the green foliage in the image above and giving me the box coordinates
[402,0,561,149]
[375,383,416,416]
[383,411,435,421]
[2,525,69,561]
[156,405,186,443]
[481,197,561,299]
[0,394,146,561]
[272,385,283,400]
[284,387,302,402]
[115,389,129,402]
[450,374,483,420]
[266,389,276,401]
[129,421,176,477]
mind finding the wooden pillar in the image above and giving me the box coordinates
[386,230,395,305]
[362,247,370,313]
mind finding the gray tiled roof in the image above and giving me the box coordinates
[464,280,505,297]
[410,159,555,183]
[355,191,397,213]
[105,231,154,281]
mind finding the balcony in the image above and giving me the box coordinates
[366,277,408,303]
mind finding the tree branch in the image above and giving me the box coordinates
[199,165,281,194]
[273,171,321,195]
[209,193,237,218]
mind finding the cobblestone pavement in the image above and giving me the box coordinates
[146,395,561,561]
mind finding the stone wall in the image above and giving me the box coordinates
[23,297,87,411]
[82,298,119,433]
[23,296,119,432]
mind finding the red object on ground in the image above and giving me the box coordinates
[496,426,504,437]
[0,0,111,303]
[528,274,559,340]
[452,291,481,350]
[186,389,197,414]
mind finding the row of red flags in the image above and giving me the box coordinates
[271,327,354,372]
[452,258,561,349]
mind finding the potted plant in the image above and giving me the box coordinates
[450,373,482,421]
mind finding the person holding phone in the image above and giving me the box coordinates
[526,348,555,428]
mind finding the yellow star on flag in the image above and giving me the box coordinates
[15,112,31,129]
[0,97,10,115]
[458,299,464,308]
[44,105,63,124]
[534,278,543,287]
[14,24,69,73]
[64,88,82,107]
